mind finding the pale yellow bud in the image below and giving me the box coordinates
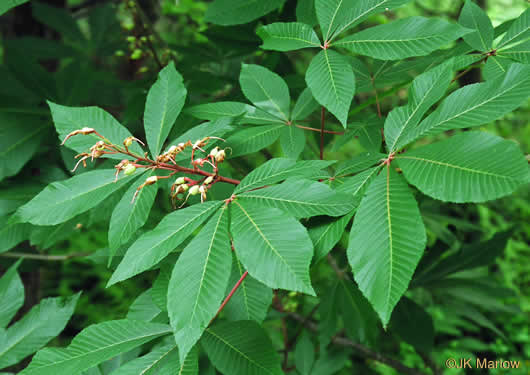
[189,185,200,195]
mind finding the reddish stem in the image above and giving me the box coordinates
[210,271,249,324]
[320,107,326,160]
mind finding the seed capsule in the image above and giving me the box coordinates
[189,185,200,196]
[175,177,186,185]
[124,164,136,176]
[204,176,214,185]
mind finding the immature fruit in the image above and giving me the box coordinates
[204,176,214,185]
[189,185,200,196]
[175,177,186,185]
[124,164,136,176]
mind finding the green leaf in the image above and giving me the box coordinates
[347,166,426,326]
[186,102,284,125]
[0,260,24,329]
[144,62,187,157]
[178,346,199,375]
[497,8,529,50]
[334,17,471,60]
[294,333,314,375]
[0,0,29,15]
[483,55,514,80]
[0,217,31,254]
[205,0,285,26]
[384,62,453,151]
[239,179,356,218]
[316,0,412,42]
[291,87,319,121]
[407,63,530,142]
[152,266,171,312]
[296,0,317,27]
[202,321,282,375]
[0,114,47,181]
[18,320,171,375]
[109,343,179,375]
[235,158,335,193]
[335,166,381,201]
[257,22,321,51]
[48,102,143,160]
[108,170,157,261]
[390,297,434,352]
[350,121,382,152]
[499,40,530,63]
[108,201,223,286]
[0,294,80,369]
[309,212,353,263]
[397,132,528,203]
[310,349,350,375]
[239,64,290,122]
[280,126,305,159]
[168,206,232,363]
[306,49,355,127]
[32,2,85,42]
[12,169,132,226]
[231,201,315,295]
[224,255,272,323]
[458,0,494,52]
[334,152,385,177]
[0,185,42,217]
[226,124,284,158]
[126,290,162,322]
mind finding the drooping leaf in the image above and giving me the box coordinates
[397,132,528,203]
[497,8,529,50]
[348,121,382,152]
[108,170,156,261]
[310,349,350,375]
[108,201,223,286]
[0,217,31,254]
[334,153,385,177]
[384,62,453,151]
[226,124,284,158]
[109,343,179,375]
[458,0,494,52]
[224,255,272,323]
[239,64,290,122]
[18,320,172,375]
[389,297,434,352]
[347,166,426,326]
[334,17,471,60]
[178,346,199,375]
[12,169,133,226]
[294,333,314,375]
[239,179,356,218]
[296,0,317,27]
[0,114,47,181]
[202,321,282,375]
[309,212,353,263]
[499,40,530,63]
[0,260,24,329]
[126,290,162,322]
[483,55,515,81]
[231,201,315,295]
[306,49,355,127]
[235,158,335,193]
[291,87,319,121]
[0,0,29,15]
[0,185,42,217]
[152,265,172,312]
[186,102,284,125]
[316,0,413,42]
[205,0,285,26]
[48,102,143,159]
[144,62,187,157]
[0,294,80,369]
[280,126,306,159]
[335,166,381,201]
[168,206,232,363]
[257,22,321,51]
[407,63,530,142]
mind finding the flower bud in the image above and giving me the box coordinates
[168,145,178,154]
[181,184,189,192]
[215,149,226,163]
[209,147,220,157]
[189,185,200,196]
[131,49,142,60]
[145,176,158,185]
[175,177,186,185]
[124,164,136,176]
[204,176,214,185]
[124,137,133,147]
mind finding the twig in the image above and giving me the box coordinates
[320,107,326,160]
[0,252,91,261]
[210,271,249,324]
[295,124,344,135]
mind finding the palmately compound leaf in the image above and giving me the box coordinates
[205,0,285,26]
[334,17,471,60]
[18,320,172,375]
[306,49,355,127]
[347,166,426,326]
[109,343,180,375]
[108,201,223,286]
[12,169,133,226]
[458,0,494,52]
[186,102,284,125]
[235,158,335,193]
[407,63,530,142]
[497,8,529,50]
[309,212,354,263]
[48,101,143,159]
[384,62,453,152]
[397,132,529,203]
[291,87,320,121]
[0,260,24,328]
[316,0,413,42]
[144,62,187,157]
[239,179,356,218]
[202,320,282,375]
[230,201,315,295]
[108,170,156,262]
[168,206,232,364]
[0,293,80,370]
[257,22,321,51]
[224,254,272,323]
[280,126,306,160]
[239,64,290,122]
[226,124,284,158]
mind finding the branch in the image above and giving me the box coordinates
[210,270,249,324]
[320,107,326,160]
[0,252,91,261]
[285,311,429,375]
[295,124,344,135]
